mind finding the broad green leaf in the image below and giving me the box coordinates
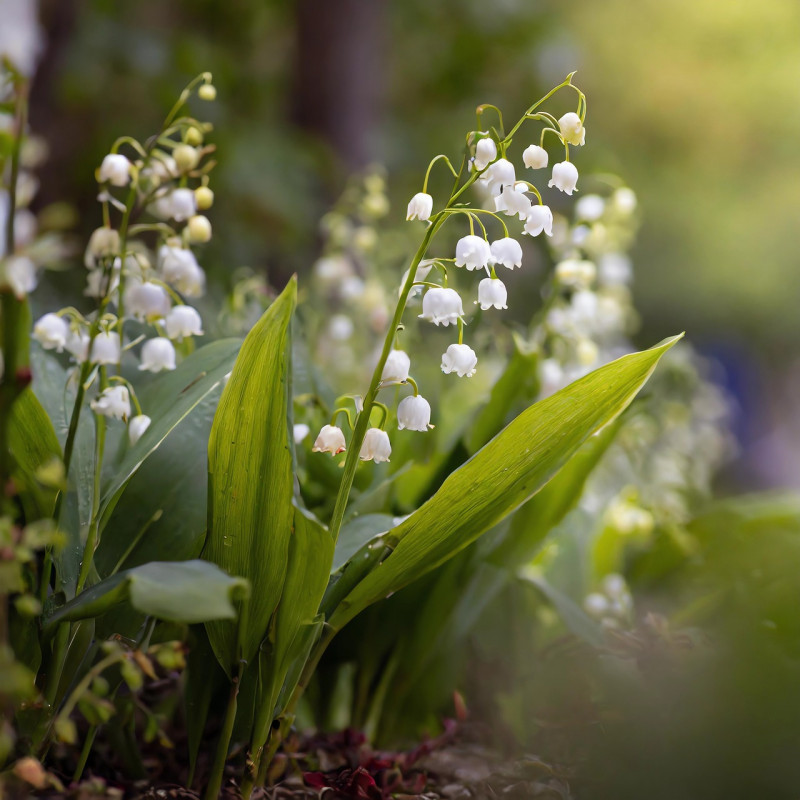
[334,513,395,571]
[204,279,297,670]
[327,336,681,632]
[43,560,249,632]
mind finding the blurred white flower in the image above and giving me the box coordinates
[0,0,43,76]
[555,258,596,288]
[328,314,354,341]
[419,287,463,326]
[91,385,131,421]
[575,194,605,221]
[382,350,411,383]
[33,313,69,352]
[539,358,566,396]
[524,204,554,237]
[65,329,90,363]
[397,395,432,431]
[98,154,132,187]
[128,414,152,445]
[159,245,206,297]
[139,337,176,372]
[360,428,391,462]
[522,144,548,169]
[3,255,37,298]
[489,237,523,270]
[584,593,609,618]
[84,227,120,268]
[455,235,491,271]
[477,277,508,310]
[558,112,586,146]
[165,305,204,340]
[406,192,433,222]
[187,215,212,244]
[152,188,196,222]
[548,161,579,195]
[441,343,477,378]
[124,281,171,322]
[612,187,637,215]
[312,424,347,455]
[173,144,200,172]
[90,331,121,365]
[293,423,310,444]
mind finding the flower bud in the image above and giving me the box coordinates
[455,235,491,271]
[522,144,548,169]
[473,137,497,171]
[173,144,200,172]
[32,314,69,352]
[312,424,346,455]
[489,237,523,270]
[477,277,508,310]
[359,428,391,462]
[558,112,586,146]
[419,287,464,327]
[165,305,204,340]
[194,186,214,210]
[128,414,151,445]
[198,83,217,101]
[185,126,204,147]
[406,192,433,222]
[548,161,579,195]
[381,350,411,383]
[397,395,432,432]
[139,337,177,372]
[441,343,477,378]
[91,385,131,421]
[98,153,132,187]
[187,214,212,244]
[524,204,554,237]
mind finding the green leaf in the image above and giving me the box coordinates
[334,513,396,571]
[42,560,249,632]
[204,279,298,670]
[327,336,682,632]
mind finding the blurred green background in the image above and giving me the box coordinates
[29,0,800,482]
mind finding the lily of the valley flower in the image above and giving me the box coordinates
[441,343,477,378]
[554,258,596,288]
[524,204,554,237]
[187,215,212,244]
[3,255,37,298]
[484,158,516,195]
[152,188,196,222]
[293,423,310,444]
[90,331,121,365]
[128,414,152,445]
[419,287,464,326]
[548,161,579,195]
[406,192,433,222]
[477,277,508,310]
[455,235,491,271]
[84,227,120,268]
[359,428,391,462]
[91,385,131,421]
[473,137,497,171]
[494,183,531,220]
[397,395,432,431]
[159,245,206,297]
[558,112,586,146]
[98,154,132,187]
[522,144,548,169]
[382,349,411,383]
[139,337,177,372]
[312,424,347,455]
[66,330,90,363]
[124,281,171,321]
[32,313,69,351]
[165,305,204,340]
[489,237,523,270]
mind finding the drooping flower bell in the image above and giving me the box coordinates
[489,237,523,270]
[473,137,497,171]
[124,281,171,322]
[139,337,177,372]
[158,245,206,297]
[477,277,508,310]
[524,204,554,237]
[98,154,132,187]
[33,313,69,352]
[359,428,391,462]
[484,158,516,196]
[312,424,347,455]
[441,343,477,378]
[152,188,196,222]
[548,161,579,195]
[165,305,204,340]
[128,414,152,445]
[522,144,548,169]
[397,395,432,431]
[494,183,531,220]
[91,385,131,421]
[89,331,121,365]
[419,287,464,327]
[381,349,411,383]
[455,235,491,271]
[84,227,120,268]
[406,192,433,222]
[558,112,586,146]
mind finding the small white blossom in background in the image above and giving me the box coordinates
[455,235,492,271]
[90,385,131,421]
[441,343,477,378]
[66,330,90,363]
[406,192,433,222]
[575,194,605,222]
[3,255,37,298]
[312,424,347,455]
[606,495,655,536]
[165,305,204,340]
[139,337,177,372]
[90,331,121,365]
[419,287,464,327]
[558,112,586,146]
[522,144,548,170]
[292,423,310,444]
[477,277,508,310]
[124,282,171,322]
[524,204,554,237]
[328,314,354,341]
[84,228,120,268]
[359,428,391,463]
[549,161,579,195]
[473,137,497,171]
[397,394,432,432]
[32,313,69,352]
[489,237,523,270]
[128,414,152,445]
[158,245,206,297]
[612,187,637,215]
[0,0,44,77]
[583,573,633,627]
[555,258,596,288]
[381,350,411,383]
[98,154,132,187]
[152,188,196,222]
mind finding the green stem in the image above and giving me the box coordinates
[204,663,242,800]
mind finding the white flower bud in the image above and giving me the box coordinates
[185,126,204,147]
[312,424,347,455]
[477,277,508,310]
[441,343,477,378]
[33,313,69,352]
[455,235,491,271]
[489,237,522,270]
[359,428,391,463]
[602,573,627,599]
[329,314,354,341]
[293,423,310,444]
[165,305,204,340]
[89,331,121,365]
[406,192,433,222]
[128,414,151,445]
[198,83,217,101]
[195,186,214,210]
[584,593,609,618]
[98,154,132,187]
[494,183,531,220]
[576,337,598,366]
[524,204,554,237]
[473,137,497,171]
[152,188,196,222]
[558,112,586,146]
[381,350,411,383]
[124,281,171,322]
[187,215,212,243]
[91,385,131,421]
[555,258,596,288]
[484,158,516,195]
[548,161,579,195]
[3,255,37,298]
[522,144,548,169]
[173,144,199,172]
[397,395,432,432]
[139,337,177,372]
[158,245,206,297]
[419,287,464,327]
[84,227,120,268]
[612,187,637,215]
[575,194,605,221]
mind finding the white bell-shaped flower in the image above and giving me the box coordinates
[128,414,151,445]
[381,350,411,383]
[159,245,206,297]
[612,187,637,215]
[419,287,464,326]
[3,255,37,298]
[473,137,497,171]
[98,154,131,187]
[575,194,605,221]
[66,329,90,363]
[84,227,120,268]
[152,188,196,222]
[312,424,347,455]
[484,158,516,195]
[165,305,204,340]
[455,235,491,271]
[477,277,508,310]
[524,204,554,237]
[406,192,433,222]
[84,268,120,299]
[548,161,579,195]
[359,428,391,463]
[558,112,586,146]
[397,395,432,431]
[441,343,477,378]
[139,337,177,372]
[489,237,523,270]
[494,183,531,220]
[555,258,596,288]
[584,593,609,618]
[90,331,121,365]
[293,423,310,444]
[91,385,131,421]
[124,281,171,322]
[522,144,548,169]
[32,313,69,352]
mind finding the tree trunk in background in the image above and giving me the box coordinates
[292,0,387,170]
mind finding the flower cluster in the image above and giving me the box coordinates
[30,75,216,443]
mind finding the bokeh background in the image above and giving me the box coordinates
[28,0,800,485]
